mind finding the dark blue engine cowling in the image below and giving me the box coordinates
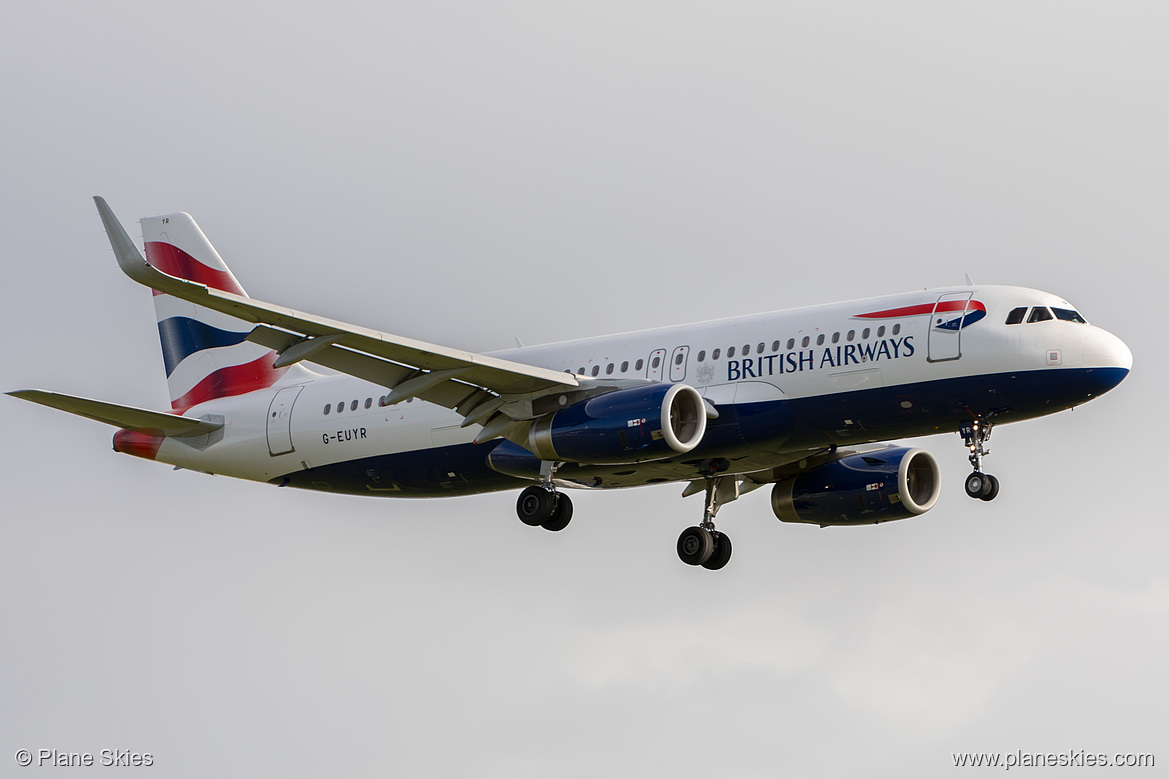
[518,383,707,465]
[770,447,941,526]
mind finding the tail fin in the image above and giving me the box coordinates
[139,211,309,412]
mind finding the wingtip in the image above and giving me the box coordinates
[92,196,158,286]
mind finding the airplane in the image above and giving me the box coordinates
[8,197,1133,570]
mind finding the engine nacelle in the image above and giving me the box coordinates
[771,447,941,526]
[522,383,707,464]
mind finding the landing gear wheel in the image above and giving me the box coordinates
[701,531,732,571]
[677,526,714,566]
[517,486,555,526]
[979,474,1000,502]
[964,472,994,500]
[541,493,573,532]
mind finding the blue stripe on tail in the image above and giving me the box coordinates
[158,316,251,376]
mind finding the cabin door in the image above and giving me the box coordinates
[927,292,973,362]
[266,386,303,456]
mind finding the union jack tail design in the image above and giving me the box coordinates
[139,212,311,412]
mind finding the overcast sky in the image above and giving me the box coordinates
[2,2,1165,776]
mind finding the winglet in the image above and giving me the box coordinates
[94,196,156,287]
[93,196,220,304]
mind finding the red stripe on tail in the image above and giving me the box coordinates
[144,242,246,296]
[171,351,288,413]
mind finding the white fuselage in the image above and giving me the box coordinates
[145,285,1131,495]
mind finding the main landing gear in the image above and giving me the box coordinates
[676,477,733,570]
[960,418,999,501]
[515,462,573,532]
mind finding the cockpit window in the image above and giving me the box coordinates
[1027,307,1053,323]
[1052,307,1087,324]
[1005,307,1027,325]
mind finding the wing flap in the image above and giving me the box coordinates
[246,326,492,411]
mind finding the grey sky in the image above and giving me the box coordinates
[2,2,1165,776]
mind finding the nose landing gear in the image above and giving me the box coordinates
[677,477,733,570]
[960,418,999,501]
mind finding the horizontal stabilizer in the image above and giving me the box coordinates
[7,390,223,437]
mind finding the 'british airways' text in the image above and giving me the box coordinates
[727,336,915,381]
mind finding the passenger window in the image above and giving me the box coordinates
[379,396,387,406]
[816,334,825,346]
[1005,307,1027,325]
[712,349,720,360]
[892,324,901,336]
[674,353,684,366]
[621,360,629,372]
[786,338,795,350]
[606,363,615,375]
[652,356,661,368]
[1052,308,1087,324]
[591,365,600,376]
[696,351,705,362]
[877,326,886,337]
[757,342,765,353]
[1028,307,1053,323]
[743,344,751,355]
[771,340,779,352]
[323,404,331,415]
[635,359,644,370]
[351,400,358,411]
[337,401,345,413]
[365,398,372,409]
[862,328,870,339]
[831,332,840,344]
[577,367,585,375]
[847,330,855,341]
[728,347,736,358]
[801,336,810,348]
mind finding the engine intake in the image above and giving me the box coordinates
[524,383,707,464]
[771,447,941,526]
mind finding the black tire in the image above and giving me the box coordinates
[964,472,992,499]
[677,526,714,566]
[701,531,732,570]
[517,486,555,526]
[979,474,1000,502]
[542,493,573,532]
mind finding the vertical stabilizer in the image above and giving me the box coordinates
[140,212,310,412]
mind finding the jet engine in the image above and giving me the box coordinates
[494,383,707,469]
[770,447,941,526]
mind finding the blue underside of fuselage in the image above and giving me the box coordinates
[274,366,1128,497]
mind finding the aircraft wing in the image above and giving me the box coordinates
[7,389,223,436]
[94,197,579,424]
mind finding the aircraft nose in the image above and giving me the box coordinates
[1079,327,1132,396]
[1083,327,1133,371]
